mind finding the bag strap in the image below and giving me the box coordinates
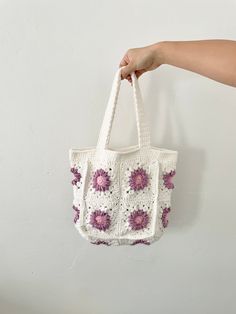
[96,67,151,151]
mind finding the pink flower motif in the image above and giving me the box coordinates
[129,209,149,230]
[73,205,80,223]
[71,167,82,186]
[163,170,176,189]
[92,169,110,192]
[74,214,79,223]
[131,240,150,245]
[129,167,149,191]
[90,210,111,231]
[161,207,171,228]
[91,240,110,246]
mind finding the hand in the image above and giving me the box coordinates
[119,43,164,82]
[120,40,236,87]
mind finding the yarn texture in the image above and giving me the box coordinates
[69,68,178,246]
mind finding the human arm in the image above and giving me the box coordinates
[120,39,236,87]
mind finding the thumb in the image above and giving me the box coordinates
[121,62,136,79]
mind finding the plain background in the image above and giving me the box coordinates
[1,0,236,313]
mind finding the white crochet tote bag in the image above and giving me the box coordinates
[69,67,178,246]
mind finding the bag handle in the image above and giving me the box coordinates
[96,67,151,151]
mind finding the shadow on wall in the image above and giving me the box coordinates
[0,283,95,314]
[0,296,37,314]
[145,70,206,231]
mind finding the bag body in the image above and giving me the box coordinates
[69,68,178,246]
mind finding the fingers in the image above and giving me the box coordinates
[119,50,145,84]
[135,69,146,78]
[127,74,132,83]
[119,57,131,82]
[119,57,128,68]
[126,70,145,85]
[120,62,136,80]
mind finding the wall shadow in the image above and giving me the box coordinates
[0,296,38,314]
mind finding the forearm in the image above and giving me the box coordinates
[157,40,236,87]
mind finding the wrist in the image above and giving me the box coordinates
[150,41,171,65]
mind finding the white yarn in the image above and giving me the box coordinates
[69,68,178,246]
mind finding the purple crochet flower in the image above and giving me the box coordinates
[90,210,111,231]
[131,239,150,245]
[91,240,110,246]
[71,167,82,185]
[92,169,110,191]
[129,167,149,191]
[73,205,80,223]
[161,207,171,228]
[163,170,176,189]
[129,209,149,230]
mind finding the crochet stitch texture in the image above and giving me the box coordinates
[69,68,178,246]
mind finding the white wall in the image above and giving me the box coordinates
[1,1,236,313]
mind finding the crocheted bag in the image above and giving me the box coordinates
[69,67,178,246]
